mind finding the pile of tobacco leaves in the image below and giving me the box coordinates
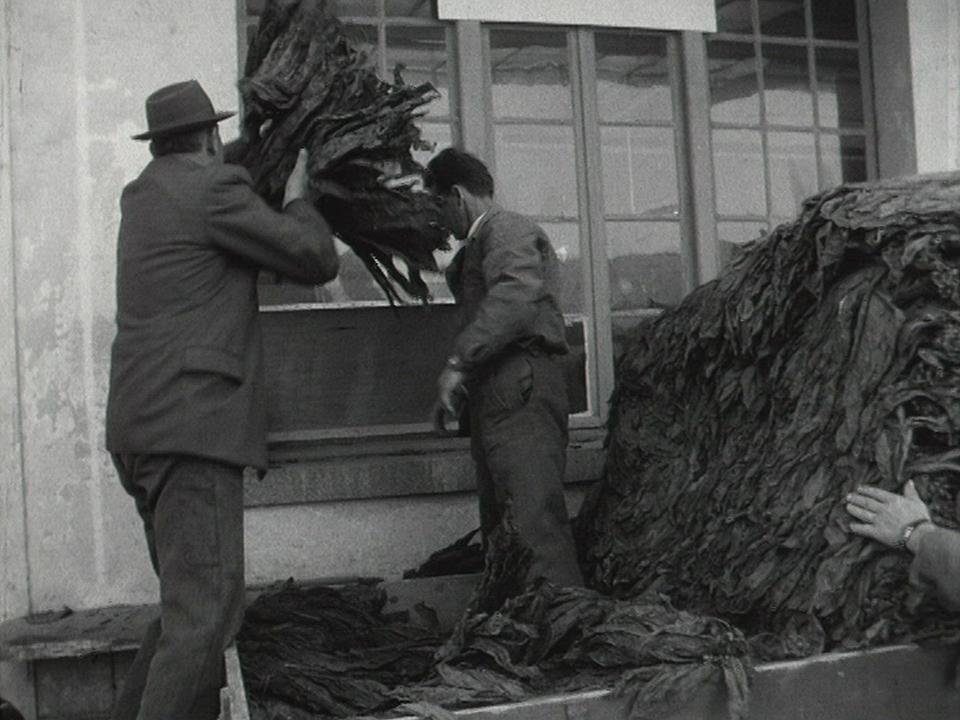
[233,0,449,303]
[239,517,750,720]
[238,174,960,717]
[578,170,960,658]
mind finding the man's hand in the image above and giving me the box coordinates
[283,149,310,208]
[438,366,466,415]
[846,480,932,548]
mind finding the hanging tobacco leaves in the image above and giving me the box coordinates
[234,0,449,303]
[577,171,960,658]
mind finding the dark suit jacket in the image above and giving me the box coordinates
[444,205,568,372]
[106,155,334,470]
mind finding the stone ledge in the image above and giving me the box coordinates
[249,431,606,507]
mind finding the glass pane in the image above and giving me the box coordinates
[816,47,863,129]
[707,41,760,125]
[712,129,766,216]
[385,0,434,18]
[606,221,683,310]
[490,28,571,121]
[762,43,813,126]
[768,131,818,217]
[717,220,768,268]
[343,22,379,58]
[386,25,450,116]
[539,221,583,314]
[760,0,806,37]
[812,0,858,41]
[821,133,866,187]
[715,0,754,34]
[333,0,377,17]
[595,32,671,123]
[600,126,679,217]
[494,124,578,217]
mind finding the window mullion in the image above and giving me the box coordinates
[674,31,716,289]
[856,0,879,179]
[454,21,490,160]
[806,0,827,191]
[573,27,613,422]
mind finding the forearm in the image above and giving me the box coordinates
[452,293,537,369]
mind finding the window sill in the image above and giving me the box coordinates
[249,428,606,508]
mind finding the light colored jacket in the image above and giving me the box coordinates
[445,205,568,372]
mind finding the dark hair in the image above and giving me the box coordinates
[424,147,494,198]
[149,125,212,157]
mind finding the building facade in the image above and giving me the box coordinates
[2,0,959,715]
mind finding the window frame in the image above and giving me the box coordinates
[706,0,877,240]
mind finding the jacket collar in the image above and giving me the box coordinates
[466,203,501,241]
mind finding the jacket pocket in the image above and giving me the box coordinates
[182,346,245,383]
[487,354,534,416]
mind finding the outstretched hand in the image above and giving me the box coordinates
[846,480,931,548]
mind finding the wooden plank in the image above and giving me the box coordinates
[219,644,251,720]
[222,642,960,720]
[378,644,960,720]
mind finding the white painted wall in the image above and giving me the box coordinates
[0,0,241,619]
[908,0,960,173]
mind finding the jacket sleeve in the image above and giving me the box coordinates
[452,220,548,368]
[910,526,960,611]
[204,164,338,284]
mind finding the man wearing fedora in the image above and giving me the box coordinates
[106,79,339,720]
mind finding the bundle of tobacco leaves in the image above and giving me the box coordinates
[577,171,960,659]
[235,0,449,303]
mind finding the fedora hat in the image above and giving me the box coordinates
[132,80,235,140]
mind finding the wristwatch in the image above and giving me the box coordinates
[895,518,931,551]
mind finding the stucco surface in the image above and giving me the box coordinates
[4,0,241,613]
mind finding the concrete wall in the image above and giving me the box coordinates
[907,0,960,173]
[0,0,242,617]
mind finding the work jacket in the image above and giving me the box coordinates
[445,204,568,373]
[106,155,334,470]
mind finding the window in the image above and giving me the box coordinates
[709,0,873,264]
[484,26,686,417]
[236,0,874,441]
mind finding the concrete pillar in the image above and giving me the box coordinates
[907,0,960,173]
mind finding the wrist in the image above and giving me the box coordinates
[897,518,932,552]
[445,355,468,373]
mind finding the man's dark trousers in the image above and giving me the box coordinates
[110,454,245,720]
[467,348,584,587]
